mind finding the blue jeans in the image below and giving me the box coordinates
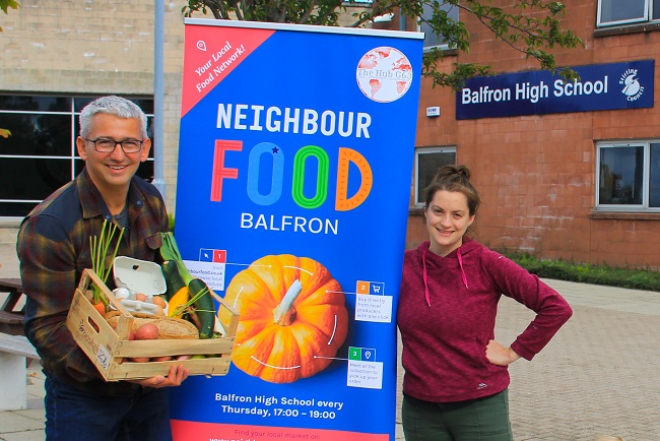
[44,372,172,441]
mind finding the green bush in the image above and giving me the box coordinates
[501,252,660,293]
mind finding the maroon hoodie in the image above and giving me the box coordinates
[397,239,573,403]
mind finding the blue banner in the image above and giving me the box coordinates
[169,19,423,441]
[456,60,654,120]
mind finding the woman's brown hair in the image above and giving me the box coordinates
[424,164,481,216]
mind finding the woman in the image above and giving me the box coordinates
[398,165,572,440]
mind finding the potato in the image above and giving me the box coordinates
[134,323,159,340]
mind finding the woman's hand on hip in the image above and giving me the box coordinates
[485,339,521,366]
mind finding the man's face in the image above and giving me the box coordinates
[76,113,151,194]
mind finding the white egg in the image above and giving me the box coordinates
[112,287,131,301]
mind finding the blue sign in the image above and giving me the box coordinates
[169,19,423,441]
[456,60,654,120]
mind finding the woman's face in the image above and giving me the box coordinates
[424,190,475,256]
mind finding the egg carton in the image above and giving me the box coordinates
[113,256,166,296]
[111,257,168,316]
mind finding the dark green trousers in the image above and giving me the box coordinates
[401,389,514,441]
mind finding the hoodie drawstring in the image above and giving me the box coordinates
[422,248,431,307]
[457,249,469,290]
[422,245,469,307]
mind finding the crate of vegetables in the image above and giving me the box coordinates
[66,267,239,381]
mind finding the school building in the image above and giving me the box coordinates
[0,1,658,270]
[401,0,660,269]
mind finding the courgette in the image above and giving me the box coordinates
[159,232,216,337]
[161,260,187,300]
[188,278,215,339]
[168,286,190,318]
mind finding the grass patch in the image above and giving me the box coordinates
[501,252,660,293]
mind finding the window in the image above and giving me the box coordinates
[597,0,660,27]
[0,94,155,217]
[420,2,459,50]
[596,141,660,210]
[414,147,457,206]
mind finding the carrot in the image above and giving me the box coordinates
[92,300,107,316]
[185,306,202,331]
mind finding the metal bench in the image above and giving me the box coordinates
[0,332,40,410]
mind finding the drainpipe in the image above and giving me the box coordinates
[152,0,167,201]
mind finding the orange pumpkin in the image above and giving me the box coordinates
[222,254,348,383]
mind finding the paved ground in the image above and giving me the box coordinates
[2,265,658,440]
[496,280,660,441]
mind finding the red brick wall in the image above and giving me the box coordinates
[408,0,660,269]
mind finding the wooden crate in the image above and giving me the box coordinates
[66,268,239,381]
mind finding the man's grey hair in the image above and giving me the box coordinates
[79,95,148,138]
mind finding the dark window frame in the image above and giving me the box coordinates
[419,2,460,51]
[597,0,660,28]
[0,93,155,218]
[596,140,660,212]
[414,146,457,207]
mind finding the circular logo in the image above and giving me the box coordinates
[619,68,645,102]
[356,47,413,103]
[621,73,640,96]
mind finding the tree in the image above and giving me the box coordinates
[0,0,18,32]
[182,0,583,89]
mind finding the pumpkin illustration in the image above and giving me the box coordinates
[221,254,348,383]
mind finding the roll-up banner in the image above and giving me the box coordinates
[170,18,423,441]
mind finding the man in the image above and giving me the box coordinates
[17,95,188,440]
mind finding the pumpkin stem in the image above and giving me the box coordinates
[273,279,302,326]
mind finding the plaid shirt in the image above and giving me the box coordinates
[17,168,168,395]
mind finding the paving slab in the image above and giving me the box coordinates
[501,282,660,441]
[3,276,660,440]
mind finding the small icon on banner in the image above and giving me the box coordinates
[199,249,227,263]
[356,281,385,295]
[349,346,377,361]
[349,347,362,360]
[369,282,385,295]
[356,281,370,294]
[196,40,207,51]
